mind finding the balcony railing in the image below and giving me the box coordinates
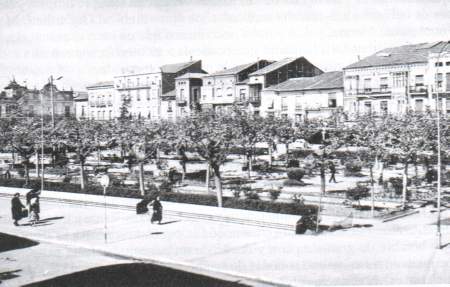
[177,99,187,106]
[409,85,428,94]
[357,87,392,95]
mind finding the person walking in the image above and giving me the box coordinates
[148,196,163,224]
[329,161,337,183]
[11,193,25,226]
[26,186,41,223]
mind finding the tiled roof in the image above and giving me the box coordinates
[175,72,207,80]
[162,89,176,97]
[249,57,299,76]
[345,41,450,69]
[160,60,199,73]
[74,92,88,101]
[86,81,114,88]
[267,71,343,92]
[208,62,258,77]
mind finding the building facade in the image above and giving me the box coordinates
[260,71,344,122]
[343,41,450,117]
[114,60,205,121]
[0,80,26,118]
[200,60,272,113]
[73,91,89,120]
[17,83,74,118]
[86,81,118,120]
[174,72,206,118]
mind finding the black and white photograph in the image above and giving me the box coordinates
[0,0,449,286]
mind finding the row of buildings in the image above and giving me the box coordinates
[2,40,450,122]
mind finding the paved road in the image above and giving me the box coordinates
[0,197,450,286]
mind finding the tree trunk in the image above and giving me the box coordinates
[320,163,326,194]
[181,161,186,183]
[205,162,210,193]
[268,144,273,167]
[402,163,408,209]
[80,161,86,190]
[24,160,30,186]
[35,150,40,178]
[139,162,145,196]
[285,143,289,167]
[370,165,375,217]
[212,164,223,208]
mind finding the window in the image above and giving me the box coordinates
[109,110,112,120]
[180,89,185,100]
[364,101,372,114]
[239,89,246,101]
[108,95,112,106]
[436,73,443,88]
[91,111,94,119]
[226,87,232,97]
[216,88,222,97]
[393,72,408,87]
[380,77,388,90]
[146,89,150,101]
[328,92,337,107]
[415,99,424,112]
[81,106,85,117]
[435,62,443,67]
[415,75,424,86]
[28,105,34,116]
[446,62,450,66]
[65,106,71,117]
[102,111,105,120]
[380,101,388,114]
[146,77,150,86]
[136,78,140,87]
[281,96,288,111]
[136,90,141,101]
[127,79,132,88]
[295,95,302,111]
[447,73,450,92]
[364,78,371,92]
[97,111,100,119]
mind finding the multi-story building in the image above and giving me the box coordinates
[260,71,343,122]
[200,60,272,113]
[343,41,450,116]
[201,57,322,115]
[174,72,207,118]
[73,91,88,120]
[86,81,118,120]
[18,83,74,118]
[0,79,26,118]
[114,60,205,121]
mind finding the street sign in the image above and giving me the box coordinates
[99,174,110,188]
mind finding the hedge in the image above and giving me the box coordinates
[0,178,317,216]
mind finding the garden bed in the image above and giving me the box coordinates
[0,178,317,216]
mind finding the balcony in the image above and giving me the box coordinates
[177,99,187,106]
[409,85,428,95]
[295,105,302,111]
[356,87,391,98]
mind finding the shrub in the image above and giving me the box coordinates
[388,177,412,197]
[0,178,317,216]
[344,161,363,177]
[287,159,300,168]
[287,168,305,181]
[158,180,173,193]
[346,186,370,201]
[268,189,281,201]
[243,190,260,200]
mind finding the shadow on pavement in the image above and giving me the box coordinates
[0,233,39,252]
[159,220,180,225]
[0,269,21,284]
[23,263,249,287]
[151,232,164,235]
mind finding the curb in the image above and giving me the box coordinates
[382,210,420,222]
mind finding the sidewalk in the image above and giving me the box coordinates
[0,186,377,230]
[0,193,449,286]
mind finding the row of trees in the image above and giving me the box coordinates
[0,108,447,208]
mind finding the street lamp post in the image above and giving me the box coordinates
[99,174,110,244]
[434,41,449,249]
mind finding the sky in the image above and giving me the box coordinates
[0,0,449,91]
